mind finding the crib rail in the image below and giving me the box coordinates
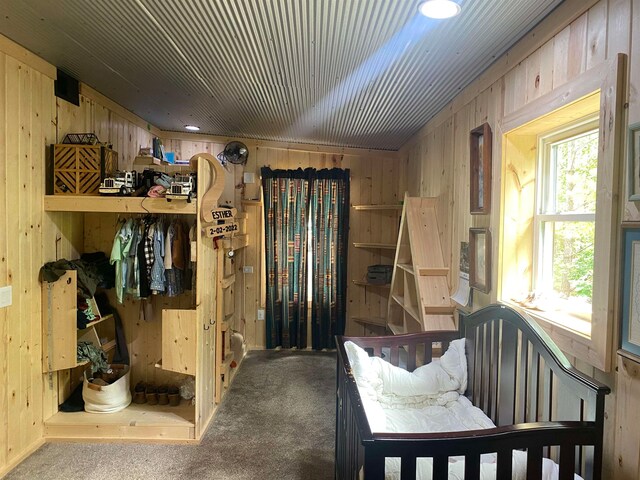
[335,305,611,480]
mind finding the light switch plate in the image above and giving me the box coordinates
[243,172,256,184]
[257,308,265,321]
[0,286,12,308]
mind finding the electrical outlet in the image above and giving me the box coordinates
[243,265,254,273]
[257,308,265,321]
[0,286,12,308]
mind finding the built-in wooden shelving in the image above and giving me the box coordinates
[353,242,396,249]
[352,204,403,211]
[44,195,196,214]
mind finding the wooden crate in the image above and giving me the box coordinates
[48,144,117,195]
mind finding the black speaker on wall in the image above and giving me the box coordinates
[54,69,79,106]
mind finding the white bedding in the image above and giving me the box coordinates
[344,341,581,480]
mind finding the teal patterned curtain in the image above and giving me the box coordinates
[310,169,350,350]
[261,167,311,349]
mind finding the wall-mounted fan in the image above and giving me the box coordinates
[217,141,249,166]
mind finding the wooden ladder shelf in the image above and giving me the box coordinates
[387,195,456,334]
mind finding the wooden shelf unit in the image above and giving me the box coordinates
[41,270,117,372]
[387,195,456,334]
[350,203,401,334]
[41,154,227,443]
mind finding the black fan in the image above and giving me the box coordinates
[217,141,249,166]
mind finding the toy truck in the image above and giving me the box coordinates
[99,171,138,195]
[166,173,197,202]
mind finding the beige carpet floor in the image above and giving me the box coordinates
[5,350,336,480]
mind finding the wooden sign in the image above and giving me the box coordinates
[210,207,237,221]
[205,221,239,238]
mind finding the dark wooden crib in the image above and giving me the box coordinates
[335,304,610,480]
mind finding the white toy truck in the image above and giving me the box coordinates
[166,173,197,202]
[99,171,137,195]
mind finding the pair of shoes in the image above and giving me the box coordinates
[133,381,147,404]
[157,385,169,405]
[146,385,158,405]
[168,386,181,406]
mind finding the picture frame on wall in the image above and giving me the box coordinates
[469,227,491,293]
[470,122,492,214]
[620,224,640,361]
[627,122,640,201]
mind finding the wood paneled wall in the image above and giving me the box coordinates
[162,134,404,348]
[0,46,56,477]
[400,0,640,477]
[0,35,157,475]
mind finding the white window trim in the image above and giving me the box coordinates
[531,117,599,324]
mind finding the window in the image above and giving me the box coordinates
[499,55,625,371]
[533,118,599,326]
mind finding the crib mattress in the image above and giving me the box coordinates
[379,397,579,480]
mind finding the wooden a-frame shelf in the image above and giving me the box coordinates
[387,195,456,335]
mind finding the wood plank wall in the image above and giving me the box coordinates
[162,135,404,348]
[0,31,156,473]
[400,0,640,477]
[0,47,56,476]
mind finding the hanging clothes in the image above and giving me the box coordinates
[150,218,166,294]
[110,218,134,304]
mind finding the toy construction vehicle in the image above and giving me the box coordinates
[99,171,138,195]
[166,173,197,202]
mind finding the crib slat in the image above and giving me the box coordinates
[433,455,448,479]
[424,342,433,365]
[464,453,481,480]
[364,449,385,480]
[474,327,483,406]
[496,449,513,478]
[516,335,528,423]
[528,346,539,422]
[400,456,416,480]
[559,444,576,480]
[481,323,491,413]
[407,343,417,371]
[527,445,543,479]
[465,330,476,398]
[490,320,500,420]
[498,319,518,426]
[390,346,400,366]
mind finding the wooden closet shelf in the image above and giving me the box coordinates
[82,314,114,330]
[353,242,396,250]
[44,195,197,214]
[352,316,387,327]
[352,280,390,287]
[352,204,403,211]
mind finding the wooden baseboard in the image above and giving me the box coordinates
[0,437,46,478]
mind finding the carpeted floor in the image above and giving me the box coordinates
[5,350,336,480]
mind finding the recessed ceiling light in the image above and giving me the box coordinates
[418,0,461,19]
[185,125,200,131]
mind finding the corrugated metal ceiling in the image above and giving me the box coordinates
[0,0,562,150]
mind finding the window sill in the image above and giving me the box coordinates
[503,299,590,337]
[501,300,599,366]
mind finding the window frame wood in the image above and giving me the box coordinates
[499,54,627,372]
